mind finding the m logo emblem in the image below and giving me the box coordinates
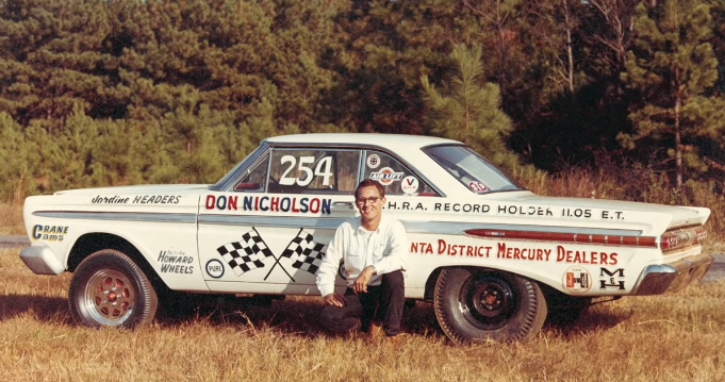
[599,268,625,290]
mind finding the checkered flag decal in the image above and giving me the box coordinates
[281,229,327,275]
[216,230,274,276]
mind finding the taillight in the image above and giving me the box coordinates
[659,226,707,252]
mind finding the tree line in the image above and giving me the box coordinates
[0,0,724,202]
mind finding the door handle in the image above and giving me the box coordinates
[332,201,355,210]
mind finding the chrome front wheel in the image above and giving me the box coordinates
[69,249,158,329]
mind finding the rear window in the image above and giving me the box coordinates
[423,145,523,194]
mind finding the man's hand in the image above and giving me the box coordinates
[353,266,376,294]
[323,293,346,307]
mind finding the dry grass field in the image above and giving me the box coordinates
[2,244,725,382]
[0,202,24,235]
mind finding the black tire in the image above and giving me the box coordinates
[69,249,158,329]
[433,268,548,344]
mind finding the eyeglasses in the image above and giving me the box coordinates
[355,196,382,205]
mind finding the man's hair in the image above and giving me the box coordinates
[355,179,385,199]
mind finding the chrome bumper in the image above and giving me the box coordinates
[632,252,713,295]
[20,245,66,275]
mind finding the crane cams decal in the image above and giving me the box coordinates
[215,228,327,282]
[32,224,69,242]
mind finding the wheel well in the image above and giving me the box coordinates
[68,233,168,291]
[538,283,592,310]
[423,266,549,302]
[424,266,494,301]
[424,267,444,301]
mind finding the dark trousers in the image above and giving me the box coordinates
[320,270,404,336]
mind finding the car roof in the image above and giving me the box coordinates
[264,133,461,150]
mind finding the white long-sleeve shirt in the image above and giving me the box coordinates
[316,216,408,297]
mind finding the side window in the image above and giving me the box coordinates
[268,149,360,194]
[233,154,268,192]
[334,150,361,193]
[363,151,438,196]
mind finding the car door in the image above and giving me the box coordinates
[198,146,361,296]
[360,149,442,297]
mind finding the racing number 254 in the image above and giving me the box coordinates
[279,155,333,187]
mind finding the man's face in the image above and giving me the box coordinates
[355,185,385,223]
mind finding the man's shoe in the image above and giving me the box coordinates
[383,334,401,348]
[369,322,384,338]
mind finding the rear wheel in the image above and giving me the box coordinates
[433,268,547,344]
[69,249,158,329]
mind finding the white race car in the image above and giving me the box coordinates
[20,133,712,344]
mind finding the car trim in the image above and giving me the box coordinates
[466,228,657,248]
[211,141,270,191]
[632,252,712,295]
[434,223,641,237]
[33,211,197,223]
[198,214,642,237]
[33,210,646,239]
[466,225,707,251]
[199,215,345,230]
[20,245,65,275]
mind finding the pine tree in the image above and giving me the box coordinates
[322,0,474,134]
[421,44,519,170]
[710,0,725,95]
[0,112,34,200]
[443,0,607,169]
[116,0,345,133]
[619,1,725,197]
[0,0,122,129]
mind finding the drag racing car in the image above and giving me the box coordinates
[20,133,712,344]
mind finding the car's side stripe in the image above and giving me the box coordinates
[33,211,197,224]
[201,215,643,237]
[465,225,707,251]
[465,229,657,248]
[198,215,345,230]
[33,210,646,238]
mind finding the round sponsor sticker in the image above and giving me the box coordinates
[206,259,225,279]
[369,167,403,186]
[401,176,419,194]
[562,266,591,293]
[366,154,381,169]
[469,181,489,193]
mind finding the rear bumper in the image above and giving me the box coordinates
[20,245,65,275]
[632,252,713,295]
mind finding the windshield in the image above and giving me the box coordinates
[423,145,524,194]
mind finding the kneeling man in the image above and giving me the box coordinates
[316,179,408,339]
